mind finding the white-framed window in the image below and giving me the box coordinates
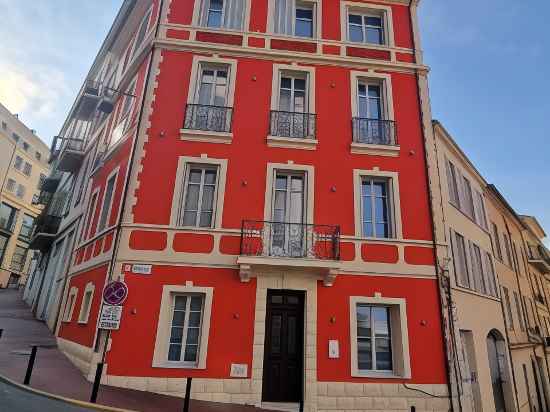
[350,295,410,378]
[445,160,461,207]
[469,242,486,294]
[272,0,319,38]
[63,287,78,322]
[451,230,470,288]
[353,169,401,239]
[341,2,394,47]
[198,0,246,30]
[130,7,152,60]
[14,155,23,171]
[153,285,213,369]
[110,79,137,148]
[23,162,32,176]
[502,286,514,331]
[97,169,118,233]
[196,65,229,107]
[78,282,95,324]
[6,179,15,192]
[81,189,99,242]
[491,222,503,261]
[514,291,525,331]
[473,190,488,229]
[16,184,25,199]
[461,176,475,218]
[483,251,498,297]
[172,156,228,229]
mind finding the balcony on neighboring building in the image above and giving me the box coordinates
[50,135,85,173]
[39,172,62,193]
[74,79,103,120]
[238,220,341,285]
[527,245,550,274]
[29,192,67,251]
[183,104,233,133]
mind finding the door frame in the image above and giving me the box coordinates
[261,289,306,404]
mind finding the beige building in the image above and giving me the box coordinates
[432,121,515,411]
[0,102,50,288]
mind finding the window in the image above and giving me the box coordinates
[22,142,29,152]
[199,0,245,30]
[350,296,410,378]
[23,162,32,176]
[97,172,117,233]
[196,65,229,107]
[131,8,152,60]
[492,223,503,261]
[445,161,460,207]
[1,121,6,130]
[19,214,34,240]
[356,305,392,372]
[503,233,513,268]
[35,151,41,161]
[153,285,213,369]
[483,252,498,297]
[462,177,475,218]
[273,0,316,38]
[0,203,17,232]
[63,288,78,322]
[469,243,486,294]
[179,166,218,227]
[452,231,470,288]
[279,74,307,114]
[110,80,137,147]
[38,174,46,190]
[514,291,525,331]
[16,184,25,199]
[348,13,384,44]
[358,82,383,120]
[6,178,15,192]
[10,245,27,272]
[473,190,487,229]
[14,155,23,171]
[361,178,392,238]
[82,191,99,242]
[78,283,95,324]
[503,287,514,331]
[11,133,19,143]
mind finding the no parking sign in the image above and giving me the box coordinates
[99,281,128,330]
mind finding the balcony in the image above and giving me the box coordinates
[40,173,61,193]
[74,80,102,120]
[183,104,233,134]
[268,111,317,150]
[238,220,341,285]
[28,214,61,252]
[33,190,54,206]
[527,245,550,274]
[351,118,399,156]
[51,135,85,172]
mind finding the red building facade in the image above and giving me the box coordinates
[52,0,450,410]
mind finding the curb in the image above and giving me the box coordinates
[0,373,136,412]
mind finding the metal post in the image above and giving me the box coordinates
[90,362,104,403]
[23,346,37,385]
[183,377,192,412]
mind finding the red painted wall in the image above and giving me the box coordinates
[106,266,257,378]
[58,264,109,347]
[317,275,447,383]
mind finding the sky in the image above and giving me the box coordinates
[0,0,548,242]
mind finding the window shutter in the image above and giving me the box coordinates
[274,0,293,34]
[224,0,245,30]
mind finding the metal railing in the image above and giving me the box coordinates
[352,118,397,146]
[183,104,233,133]
[50,135,85,162]
[270,111,316,139]
[240,220,340,260]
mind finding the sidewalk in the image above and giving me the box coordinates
[0,289,271,412]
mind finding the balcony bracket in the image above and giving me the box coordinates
[239,264,252,283]
[323,269,339,287]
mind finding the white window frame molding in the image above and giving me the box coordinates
[264,162,314,224]
[340,1,395,48]
[81,186,100,244]
[63,287,79,323]
[181,55,238,144]
[267,0,323,39]
[96,166,120,236]
[350,295,410,379]
[192,0,252,33]
[152,284,214,369]
[77,282,95,324]
[353,168,402,239]
[170,155,228,229]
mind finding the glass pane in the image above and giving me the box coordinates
[170,327,183,344]
[280,77,292,89]
[275,176,287,190]
[373,307,389,337]
[291,176,304,191]
[174,296,187,310]
[182,211,197,226]
[357,84,367,97]
[361,180,371,196]
[295,20,313,37]
[376,223,389,238]
[207,10,222,28]
[348,14,362,25]
[184,185,200,210]
[210,0,223,11]
[198,83,213,105]
[366,27,383,44]
[214,84,227,106]
[279,89,291,112]
[366,16,382,27]
[290,192,303,223]
[216,70,228,82]
[362,196,372,223]
[190,296,203,311]
[373,182,386,197]
[204,170,217,184]
[296,8,312,19]
[374,197,387,222]
[199,212,213,227]
[189,169,202,183]
[363,222,373,237]
[358,97,368,118]
[356,305,371,337]
[274,191,286,211]
[184,344,198,362]
[349,24,363,42]
[186,327,200,345]
[294,78,306,91]
[357,338,372,370]
[294,91,305,113]
[168,344,181,361]
[368,85,381,98]
[201,186,215,211]
[189,311,201,327]
[172,311,186,327]
[369,98,381,119]
[375,338,392,370]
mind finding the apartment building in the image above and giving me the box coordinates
[0,102,49,288]
[431,122,513,412]
[26,0,452,410]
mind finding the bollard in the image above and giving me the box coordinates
[90,362,104,403]
[23,346,37,385]
[183,377,192,412]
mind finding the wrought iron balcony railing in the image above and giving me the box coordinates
[270,111,316,139]
[240,220,340,260]
[183,104,233,133]
[352,118,397,146]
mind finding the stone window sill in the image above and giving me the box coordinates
[266,135,318,150]
[180,129,233,144]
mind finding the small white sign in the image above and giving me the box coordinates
[99,305,123,330]
[328,340,339,359]
[230,363,248,378]
[132,264,152,275]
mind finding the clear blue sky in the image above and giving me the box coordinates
[0,0,547,241]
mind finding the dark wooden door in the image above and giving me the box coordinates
[262,290,305,403]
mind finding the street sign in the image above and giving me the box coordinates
[102,281,128,305]
[98,305,123,330]
[131,264,152,275]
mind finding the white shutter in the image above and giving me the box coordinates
[274,0,293,35]
[224,0,245,30]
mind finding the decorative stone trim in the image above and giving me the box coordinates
[267,135,318,151]
[179,129,233,144]
[350,142,400,157]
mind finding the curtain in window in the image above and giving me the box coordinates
[201,0,245,30]
[274,0,293,35]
